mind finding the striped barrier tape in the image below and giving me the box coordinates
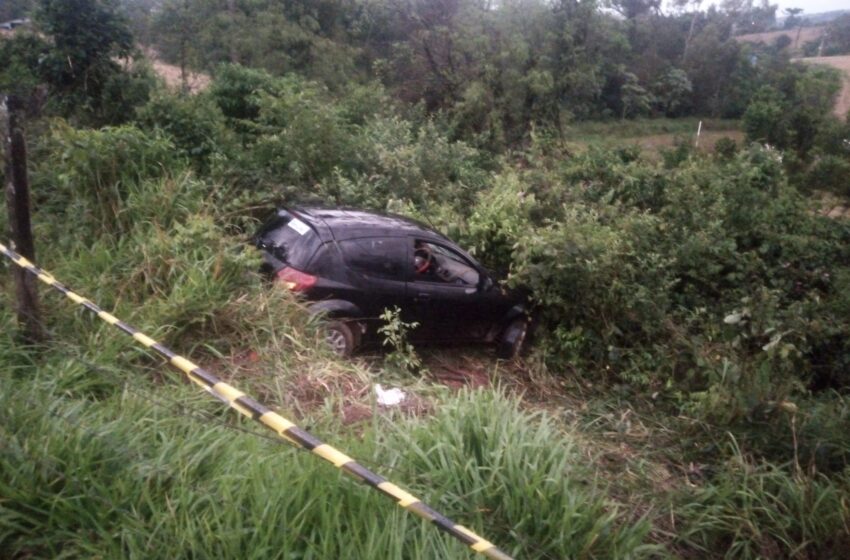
[0,241,513,560]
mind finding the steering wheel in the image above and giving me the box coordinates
[414,246,433,274]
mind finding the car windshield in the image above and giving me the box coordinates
[256,213,322,270]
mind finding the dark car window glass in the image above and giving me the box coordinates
[341,238,406,280]
[257,215,321,270]
[413,240,480,286]
[306,243,339,278]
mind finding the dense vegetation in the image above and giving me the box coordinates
[2,0,850,558]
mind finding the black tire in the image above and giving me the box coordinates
[324,320,358,357]
[496,318,528,360]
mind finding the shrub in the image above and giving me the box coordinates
[248,78,354,187]
[33,123,185,238]
[378,306,422,375]
[510,205,673,377]
[660,138,693,169]
[465,171,538,272]
[95,59,157,126]
[713,136,738,159]
[0,33,49,99]
[805,155,850,197]
[136,93,231,171]
[209,63,280,122]
[742,86,788,147]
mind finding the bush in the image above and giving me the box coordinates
[136,93,231,171]
[0,33,48,99]
[33,123,185,238]
[713,136,737,159]
[95,59,157,126]
[510,205,673,377]
[805,155,850,196]
[248,78,354,187]
[742,86,788,147]
[209,63,281,123]
[465,171,538,272]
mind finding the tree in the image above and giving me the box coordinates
[682,22,743,116]
[607,0,661,46]
[607,0,661,21]
[0,0,34,21]
[620,72,654,119]
[152,0,203,93]
[0,33,49,101]
[723,0,776,35]
[653,67,692,116]
[821,14,850,56]
[35,0,137,121]
[675,0,704,62]
[743,85,788,146]
[783,7,803,30]
[783,7,805,51]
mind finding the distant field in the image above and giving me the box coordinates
[796,55,850,118]
[736,26,825,52]
[565,118,743,154]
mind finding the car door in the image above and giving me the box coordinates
[405,238,502,341]
[337,236,408,317]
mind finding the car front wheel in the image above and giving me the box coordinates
[324,320,359,357]
[496,318,528,359]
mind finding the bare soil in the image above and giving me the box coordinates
[150,59,210,94]
[815,190,850,220]
[144,50,211,94]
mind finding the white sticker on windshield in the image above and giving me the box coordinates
[287,217,310,235]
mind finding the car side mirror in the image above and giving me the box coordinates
[479,274,494,292]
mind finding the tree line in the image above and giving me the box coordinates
[3,0,847,149]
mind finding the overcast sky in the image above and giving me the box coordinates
[771,0,849,14]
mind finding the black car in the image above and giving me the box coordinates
[254,207,528,358]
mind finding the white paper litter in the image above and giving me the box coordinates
[374,384,406,406]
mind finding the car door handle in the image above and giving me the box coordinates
[416,293,431,301]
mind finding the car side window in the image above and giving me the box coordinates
[340,237,406,280]
[413,240,480,286]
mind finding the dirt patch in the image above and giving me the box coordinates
[735,26,825,53]
[814,190,850,219]
[426,352,497,390]
[150,59,210,94]
[795,55,850,119]
[142,48,210,94]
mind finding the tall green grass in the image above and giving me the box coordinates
[672,439,850,558]
[0,330,654,558]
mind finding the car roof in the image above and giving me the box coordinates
[293,206,451,242]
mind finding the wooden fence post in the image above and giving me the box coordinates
[3,94,45,343]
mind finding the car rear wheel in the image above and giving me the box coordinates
[497,318,528,359]
[324,320,359,357]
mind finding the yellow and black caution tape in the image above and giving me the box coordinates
[0,241,514,560]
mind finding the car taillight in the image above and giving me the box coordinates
[276,266,317,292]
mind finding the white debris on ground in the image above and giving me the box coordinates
[374,384,406,406]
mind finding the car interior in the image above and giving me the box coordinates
[413,240,480,286]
